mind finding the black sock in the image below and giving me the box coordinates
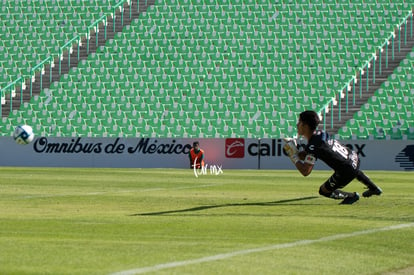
[356,171,379,190]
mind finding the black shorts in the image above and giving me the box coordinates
[324,156,361,191]
[324,170,358,191]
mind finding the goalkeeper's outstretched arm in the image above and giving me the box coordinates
[283,141,313,176]
[294,157,314,177]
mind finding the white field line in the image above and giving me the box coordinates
[110,222,414,275]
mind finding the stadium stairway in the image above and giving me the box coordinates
[1,0,156,118]
[326,11,414,136]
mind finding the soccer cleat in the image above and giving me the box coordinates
[362,187,383,198]
[340,192,360,205]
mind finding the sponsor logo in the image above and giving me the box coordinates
[225,138,367,159]
[34,137,103,153]
[395,145,414,171]
[33,137,192,155]
[127,138,192,154]
[246,139,286,156]
[193,157,223,178]
[225,138,245,158]
[32,137,368,160]
[225,138,288,158]
[344,144,366,157]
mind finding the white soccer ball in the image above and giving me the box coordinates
[13,125,35,145]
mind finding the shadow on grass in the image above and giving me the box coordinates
[130,196,319,216]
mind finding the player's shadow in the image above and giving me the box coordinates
[130,196,319,216]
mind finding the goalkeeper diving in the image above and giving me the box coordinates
[283,110,382,204]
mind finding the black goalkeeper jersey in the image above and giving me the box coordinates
[305,130,359,172]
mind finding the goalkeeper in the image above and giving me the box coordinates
[283,110,382,204]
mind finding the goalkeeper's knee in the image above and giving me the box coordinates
[319,185,331,198]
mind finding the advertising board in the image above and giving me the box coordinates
[1,136,413,171]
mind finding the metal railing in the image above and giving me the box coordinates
[320,10,413,131]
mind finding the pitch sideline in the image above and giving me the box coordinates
[110,222,414,275]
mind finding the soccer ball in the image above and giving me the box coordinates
[13,125,35,145]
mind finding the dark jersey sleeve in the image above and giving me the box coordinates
[305,131,359,172]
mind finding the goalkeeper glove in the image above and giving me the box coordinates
[283,139,300,164]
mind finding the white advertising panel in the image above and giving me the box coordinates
[1,136,413,171]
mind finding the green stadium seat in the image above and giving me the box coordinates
[2,0,413,139]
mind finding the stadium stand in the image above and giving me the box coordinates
[0,0,137,116]
[0,1,413,139]
[337,50,414,140]
[0,0,117,87]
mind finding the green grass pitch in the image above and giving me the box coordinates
[0,167,413,274]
